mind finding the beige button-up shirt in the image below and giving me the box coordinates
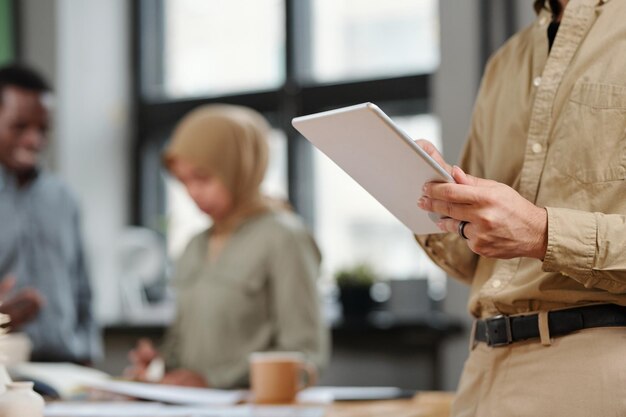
[418,0,626,319]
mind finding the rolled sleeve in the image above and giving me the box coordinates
[543,207,626,293]
[543,207,596,284]
[415,233,478,284]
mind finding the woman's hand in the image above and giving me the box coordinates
[161,369,209,387]
[418,165,548,260]
[125,338,161,381]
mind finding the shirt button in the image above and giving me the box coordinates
[492,279,502,289]
[532,143,543,154]
[533,76,542,87]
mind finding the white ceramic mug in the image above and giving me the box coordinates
[0,333,32,364]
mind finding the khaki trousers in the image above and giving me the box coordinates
[451,327,626,417]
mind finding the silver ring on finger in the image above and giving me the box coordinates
[458,220,469,240]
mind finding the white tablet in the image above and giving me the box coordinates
[292,102,453,235]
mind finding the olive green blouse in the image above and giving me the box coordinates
[161,210,329,388]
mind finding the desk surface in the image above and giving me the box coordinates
[43,392,455,417]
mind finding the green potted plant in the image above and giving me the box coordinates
[335,263,378,318]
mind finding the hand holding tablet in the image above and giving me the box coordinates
[292,102,453,235]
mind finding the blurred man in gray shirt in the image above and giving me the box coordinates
[0,64,101,363]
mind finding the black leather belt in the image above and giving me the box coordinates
[474,304,626,347]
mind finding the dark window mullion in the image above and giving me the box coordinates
[284,0,316,225]
[131,0,143,225]
[299,74,431,115]
[138,90,282,133]
[138,0,165,99]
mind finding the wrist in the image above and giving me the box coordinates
[530,206,548,260]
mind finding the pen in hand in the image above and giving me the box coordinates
[144,357,165,383]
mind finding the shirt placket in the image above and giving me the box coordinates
[478,0,598,315]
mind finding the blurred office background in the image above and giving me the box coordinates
[1,0,535,391]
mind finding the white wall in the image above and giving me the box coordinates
[56,0,131,324]
[20,0,131,325]
[516,0,538,28]
[19,0,58,170]
[18,0,57,86]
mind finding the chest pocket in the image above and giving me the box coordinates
[554,82,626,183]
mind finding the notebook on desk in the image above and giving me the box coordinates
[85,379,246,406]
[8,363,246,406]
[44,402,327,417]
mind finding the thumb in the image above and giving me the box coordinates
[452,166,479,186]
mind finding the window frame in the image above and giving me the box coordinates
[130,0,434,229]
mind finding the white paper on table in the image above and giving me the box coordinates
[44,402,326,417]
[45,402,165,417]
[85,380,246,406]
[296,388,334,404]
[9,362,111,398]
[247,405,326,417]
[301,386,409,401]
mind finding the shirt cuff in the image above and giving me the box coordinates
[542,207,597,286]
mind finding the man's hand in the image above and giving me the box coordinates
[415,139,453,175]
[418,164,548,260]
[161,369,209,388]
[0,275,45,330]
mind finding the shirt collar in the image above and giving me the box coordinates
[0,165,42,192]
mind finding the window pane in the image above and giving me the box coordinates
[313,113,445,294]
[310,0,439,83]
[165,129,288,257]
[159,0,285,99]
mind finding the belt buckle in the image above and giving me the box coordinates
[485,314,513,347]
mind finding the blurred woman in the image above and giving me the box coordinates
[126,104,329,388]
